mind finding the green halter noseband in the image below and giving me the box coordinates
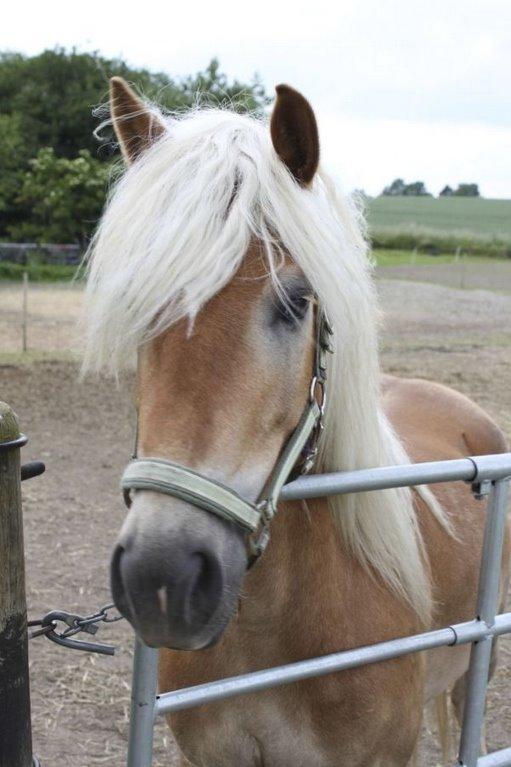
[121,309,333,564]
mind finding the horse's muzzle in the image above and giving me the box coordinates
[110,493,247,649]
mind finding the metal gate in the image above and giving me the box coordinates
[1,401,510,767]
[127,453,511,767]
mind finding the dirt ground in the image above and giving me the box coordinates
[0,269,510,766]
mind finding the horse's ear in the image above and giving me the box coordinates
[270,84,320,185]
[109,76,166,164]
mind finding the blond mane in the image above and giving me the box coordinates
[83,105,446,620]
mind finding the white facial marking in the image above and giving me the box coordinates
[157,585,168,616]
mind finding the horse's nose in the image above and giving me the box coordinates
[110,539,225,648]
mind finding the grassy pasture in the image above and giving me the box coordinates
[1,196,510,285]
[367,196,511,257]
[0,260,79,282]
[368,196,511,238]
[373,249,491,267]
[0,250,505,284]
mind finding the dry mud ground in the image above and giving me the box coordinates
[0,270,510,766]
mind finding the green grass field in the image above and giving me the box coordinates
[367,197,511,257]
[0,261,80,282]
[0,249,504,282]
[368,196,511,239]
[1,196,510,284]
[372,249,490,267]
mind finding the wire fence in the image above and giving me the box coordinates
[1,251,510,359]
[0,243,81,266]
[0,278,81,356]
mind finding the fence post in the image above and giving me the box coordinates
[22,271,28,353]
[127,637,158,767]
[0,402,34,767]
[456,479,510,767]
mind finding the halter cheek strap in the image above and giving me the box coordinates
[121,310,333,564]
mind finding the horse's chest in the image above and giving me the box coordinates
[170,697,333,767]
[169,690,413,767]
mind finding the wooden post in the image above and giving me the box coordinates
[461,254,467,290]
[22,271,28,353]
[0,402,34,766]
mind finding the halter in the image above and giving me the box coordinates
[121,309,333,564]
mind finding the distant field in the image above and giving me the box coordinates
[1,196,510,285]
[373,249,491,267]
[368,196,511,239]
[367,197,511,257]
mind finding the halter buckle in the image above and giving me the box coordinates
[310,376,326,409]
[257,499,276,525]
[247,524,271,566]
[300,447,319,476]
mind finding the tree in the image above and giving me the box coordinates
[0,50,268,163]
[454,183,480,197]
[382,178,406,196]
[164,58,267,113]
[403,181,430,196]
[0,113,31,224]
[0,49,269,239]
[439,185,454,197]
[8,148,110,247]
[381,178,430,196]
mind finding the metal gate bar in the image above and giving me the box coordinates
[458,479,509,766]
[477,748,511,766]
[127,638,158,767]
[279,453,511,501]
[153,612,511,716]
[127,454,511,767]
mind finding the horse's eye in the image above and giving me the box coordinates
[275,292,311,326]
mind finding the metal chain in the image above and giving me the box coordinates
[28,603,124,655]
[27,621,54,639]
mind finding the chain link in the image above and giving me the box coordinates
[27,621,54,639]
[28,603,124,655]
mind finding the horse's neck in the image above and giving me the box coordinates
[158,497,422,706]
[238,499,421,663]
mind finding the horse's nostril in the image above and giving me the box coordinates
[110,544,124,597]
[110,544,133,622]
[111,539,224,635]
[181,551,223,628]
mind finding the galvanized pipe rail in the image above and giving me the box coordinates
[478,749,511,767]
[127,452,511,767]
[279,453,511,500]
[153,612,511,716]
[3,397,506,765]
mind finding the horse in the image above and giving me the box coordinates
[83,76,510,766]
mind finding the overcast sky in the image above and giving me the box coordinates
[4,0,511,197]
